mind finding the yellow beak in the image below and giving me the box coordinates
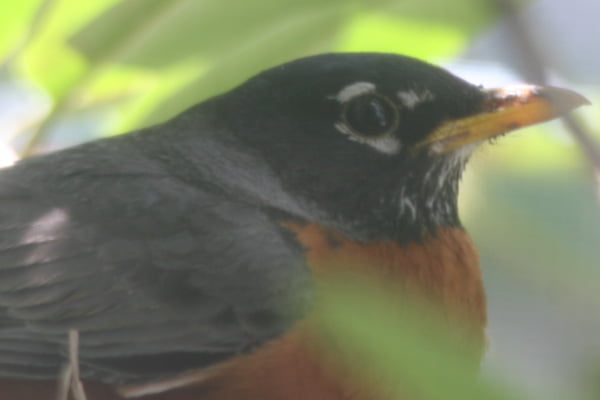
[417,85,590,154]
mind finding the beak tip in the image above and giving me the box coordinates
[536,85,591,111]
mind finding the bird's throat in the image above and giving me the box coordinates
[283,221,486,332]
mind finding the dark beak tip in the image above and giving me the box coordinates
[537,86,592,111]
[485,85,591,114]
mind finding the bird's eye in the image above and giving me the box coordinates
[342,94,399,137]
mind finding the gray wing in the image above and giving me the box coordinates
[0,139,311,384]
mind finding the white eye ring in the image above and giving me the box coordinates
[396,89,435,109]
[332,82,401,155]
[335,120,401,154]
[335,81,376,103]
[340,93,400,138]
[335,93,401,155]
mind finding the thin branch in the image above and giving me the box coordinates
[56,365,72,400]
[56,330,88,400]
[490,0,600,182]
[69,330,88,400]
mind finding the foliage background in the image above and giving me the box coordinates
[0,0,598,399]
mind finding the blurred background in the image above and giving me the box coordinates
[0,0,598,399]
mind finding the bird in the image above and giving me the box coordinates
[0,53,588,400]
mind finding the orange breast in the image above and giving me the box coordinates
[285,222,486,327]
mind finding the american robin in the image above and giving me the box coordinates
[0,53,588,400]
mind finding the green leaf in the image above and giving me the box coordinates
[61,0,360,129]
[464,166,600,302]
[113,61,206,131]
[385,0,496,34]
[136,3,348,126]
[0,0,44,62]
[337,13,467,60]
[70,0,353,68]
[20,0,122,98]
[318,282,529,400]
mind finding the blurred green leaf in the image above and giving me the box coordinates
[463,160,600,307]
[318,282,529,400]
[69,0,177,68]
[20,0,122,98]
[581,360,600,400]
[337,13,467,60]
[386,0,496,34]
[70,0,352,68]
[480,126,582,171]
[0,0,44,62]
[114,61,205,131]
[139,3,349,126]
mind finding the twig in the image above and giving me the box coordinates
[56,330,88,400]
[562,115,600,173]
[56,364,72,400]
[69,330,88,400]
[491,0,600,189]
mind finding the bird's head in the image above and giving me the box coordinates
[211,53,587,242]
